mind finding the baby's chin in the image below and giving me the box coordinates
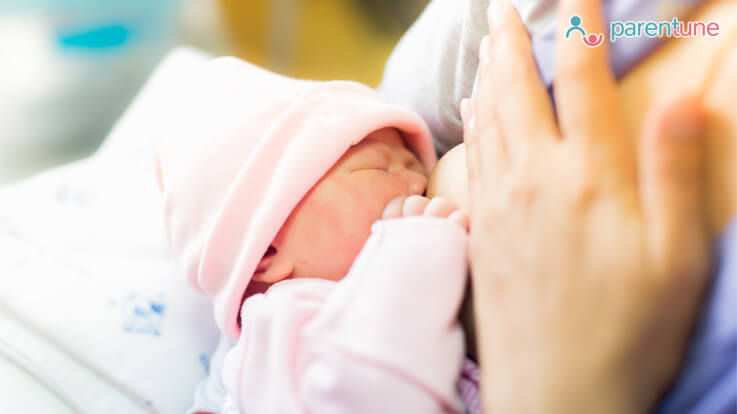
[426,143,469,209]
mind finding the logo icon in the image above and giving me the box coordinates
[566,15,605,48]
[583,32,605,47]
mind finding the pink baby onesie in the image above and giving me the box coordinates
[218,217,476,413]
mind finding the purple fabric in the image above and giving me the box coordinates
[532,0,702,86]
[658,218,737,414]
[457,358,481,414]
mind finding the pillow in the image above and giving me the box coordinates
[0,46,219,413]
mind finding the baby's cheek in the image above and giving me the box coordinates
[336,203,382,275]
[345,175,396,221]
[312,229,369,282]
[315,204,374,280]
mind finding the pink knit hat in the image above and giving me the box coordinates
[156,57,436,339]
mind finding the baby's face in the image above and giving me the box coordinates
[272,127,427,282]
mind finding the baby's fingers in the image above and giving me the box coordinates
[449,210,470,232]
[403,195,431,216]
[384,195,431,219]
[383,196,407,219]
[423,197,458,218]
[385,196,468,232]
[425,197,469,231]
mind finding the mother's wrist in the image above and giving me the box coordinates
[478,357,649,414]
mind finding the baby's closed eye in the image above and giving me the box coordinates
[346,148,392,172]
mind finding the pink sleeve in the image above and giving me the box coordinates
[223,216,469,413]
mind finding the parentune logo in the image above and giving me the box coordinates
[566,13,721,48]
[565,15,605,48]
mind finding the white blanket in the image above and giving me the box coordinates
[0,47,219,413]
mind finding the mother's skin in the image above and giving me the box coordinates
[429,0,736,233]
[428,0,737,358]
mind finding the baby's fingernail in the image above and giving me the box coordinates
[382,197,405,219]
[450,210,470,231]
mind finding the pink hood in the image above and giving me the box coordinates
[155,57,436,339]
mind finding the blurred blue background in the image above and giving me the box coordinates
[0,0,428,184]
[0,0,192,183]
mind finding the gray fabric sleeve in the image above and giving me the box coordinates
[377,0,490,155]
[378,0,558,155]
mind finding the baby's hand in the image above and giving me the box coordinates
[382,195,469,231]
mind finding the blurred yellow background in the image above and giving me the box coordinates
[219,0,428,86]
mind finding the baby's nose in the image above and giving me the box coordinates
[406,170,428,196]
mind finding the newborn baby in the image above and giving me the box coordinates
[156,57,479,414]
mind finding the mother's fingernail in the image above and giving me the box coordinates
[479,35,489,61]
[500,0,509,15]
[492,0,507,25]
[460,98,471,121]
[467,112,476,135]
[670,112,704,141]
[487,1,497,27]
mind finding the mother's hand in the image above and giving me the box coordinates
[464,0,711,412]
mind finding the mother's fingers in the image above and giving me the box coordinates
[640,96,709,282]
[555,0,637,198]
[462,96,505,204]
[467,36,508,177]
[463,32,509,197]
[486,0,558,158]
[555,0,617,136]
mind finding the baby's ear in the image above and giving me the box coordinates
[253,246,294,284]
